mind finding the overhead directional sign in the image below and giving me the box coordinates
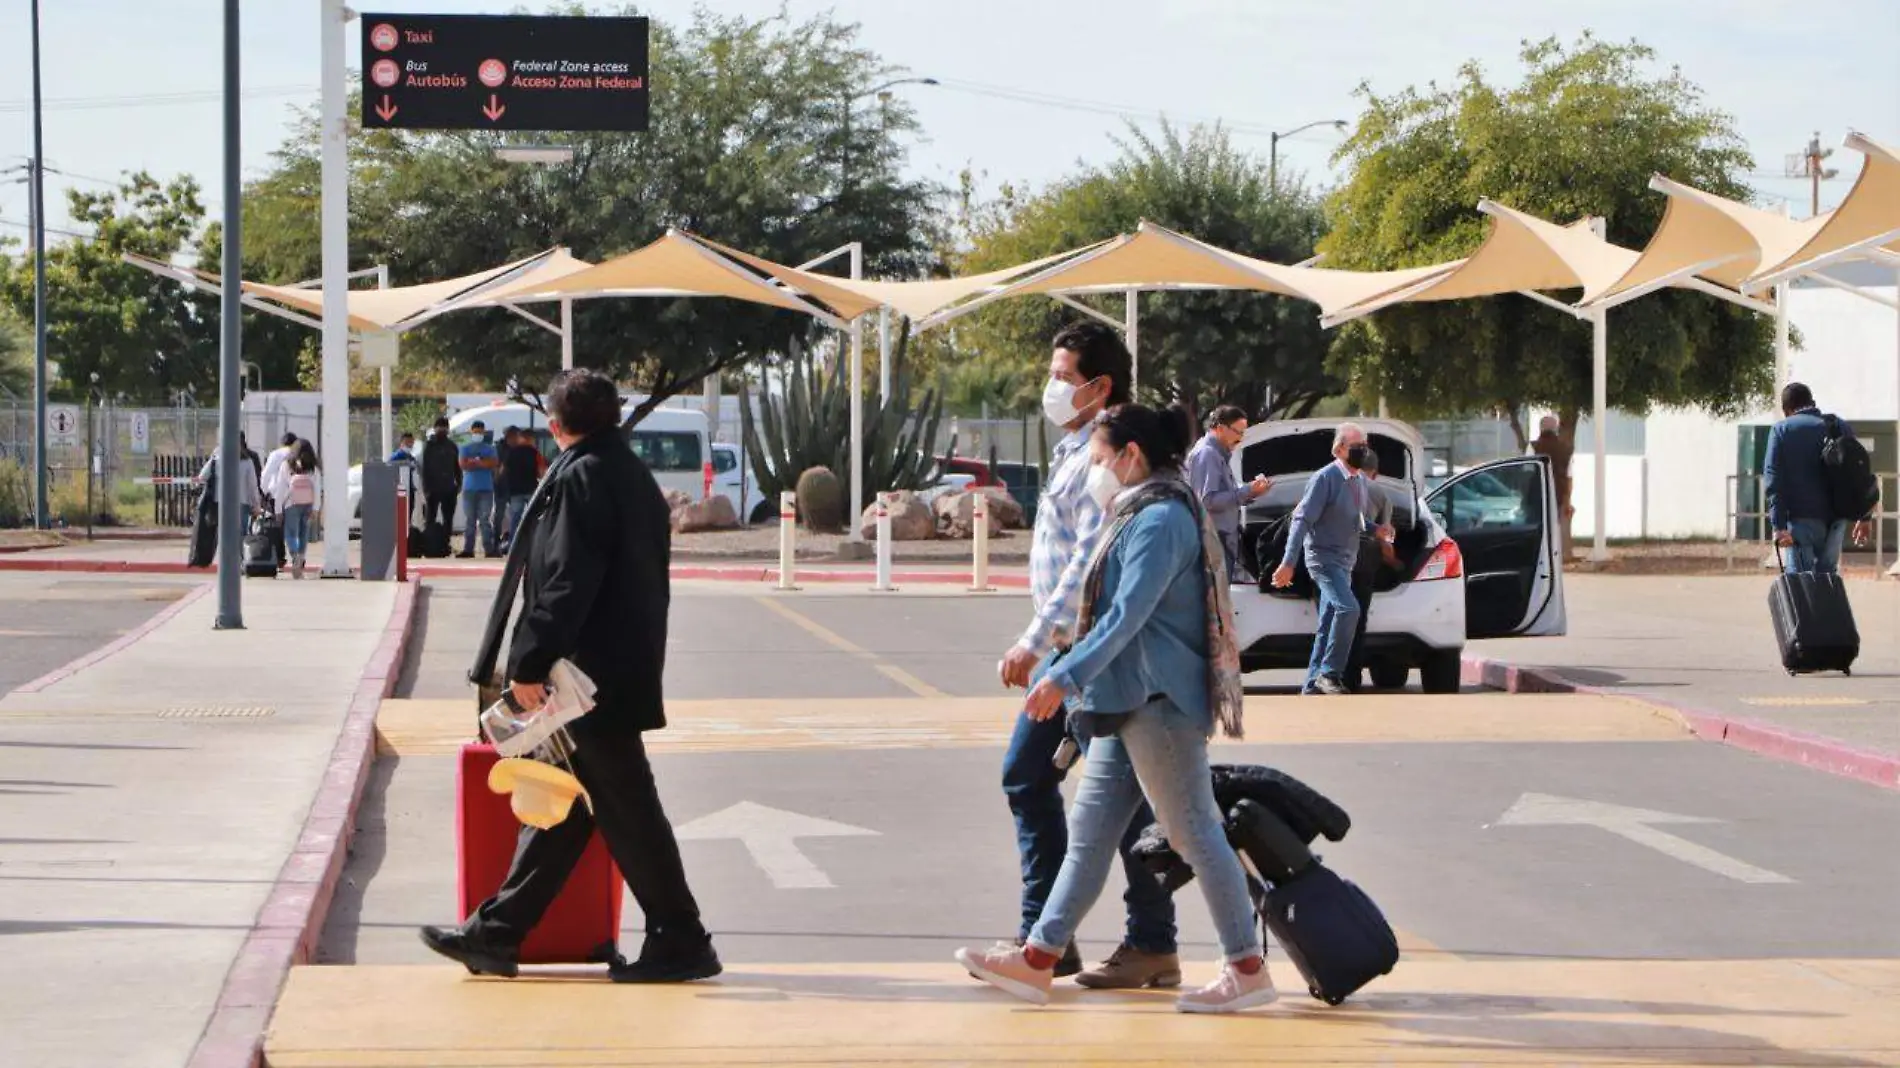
[1496,792,1794,885]
[360,13,649,132]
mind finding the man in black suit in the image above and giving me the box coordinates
[421,368,719,984]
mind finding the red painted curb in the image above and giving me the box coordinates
[410,562,1032,588]
[0,557,197,574]
[184,578,421,1068]
[11,581,212,694]
[1461,653,1900,791]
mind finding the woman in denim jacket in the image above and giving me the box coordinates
[958,403,1273,1014]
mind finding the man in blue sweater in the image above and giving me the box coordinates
[1765,382,1873,574]
[1272,423,1377,695]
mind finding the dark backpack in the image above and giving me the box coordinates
[1820,415,1880,522]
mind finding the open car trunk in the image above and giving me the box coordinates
[1238,476,1428,595]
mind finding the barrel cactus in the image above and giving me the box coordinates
[794,466,846,533]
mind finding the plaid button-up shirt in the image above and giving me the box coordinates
[1017,426,1108,656]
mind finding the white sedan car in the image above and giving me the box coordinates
[1229,418,1566,693]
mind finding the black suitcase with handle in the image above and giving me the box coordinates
[1769,550,1858,675]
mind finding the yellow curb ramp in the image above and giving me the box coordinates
[264,959,1900,1067]
[377,693,1691,756]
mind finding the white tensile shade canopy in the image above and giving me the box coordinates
[240,249,560,331]
[509,230,853,326]
[1582,180,1825,308]
[1746,134,1900,291]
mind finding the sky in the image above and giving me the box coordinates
[1,0,1896,248]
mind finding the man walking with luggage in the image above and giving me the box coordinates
[421,368,719,984]
[1185,405,1270,581]
[421,418,462,537]
[1272,423,1374,696]
[995,321,1180,989]
[1765,383,1874,574]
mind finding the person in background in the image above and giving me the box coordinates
[260,432,299,565]
[958,403,1271,1014]
[1529,415,1575,559]
[1765,382,1873,574]
[1345,447,1400,691]
[457,420,501,558]
[389,432,419,528]
[994,320,1179,991]
[421,418,462,536]
[197,435,262,532]
[421,368,719,985]
[1184,405,1270,581]
[1271,423,1374,696]
[498,426,543,553]
[273,440,322,579]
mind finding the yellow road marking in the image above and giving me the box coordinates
[376,692,1689,756]
[756,596,947,698]
[267,959,1900,1067]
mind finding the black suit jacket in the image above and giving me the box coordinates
[506,428,670,733]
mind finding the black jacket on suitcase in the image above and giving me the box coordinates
[1769,569,1858,675]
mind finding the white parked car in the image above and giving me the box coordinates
[710,442,772,524]
[1229,418,1566,694]
[349,403,712,532]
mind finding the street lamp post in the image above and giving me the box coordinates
[1268,119,1348,192]
[28,0,49,529]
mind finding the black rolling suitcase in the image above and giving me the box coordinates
[1229,799,1399,1006]
[416,519,452,559]
[243,514,280,578]
[1769,550,1858,675]
[188,499,217,568]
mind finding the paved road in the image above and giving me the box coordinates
[0,572,196,694]
[1471,574,1900,755]
[293,575,1900,1066]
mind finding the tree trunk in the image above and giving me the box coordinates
[1503,404,1528,454]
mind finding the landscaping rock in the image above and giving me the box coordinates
[857,491,936,541]
[671,495,739,533]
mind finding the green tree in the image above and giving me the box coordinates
[952,123,1336,420]
[1322,35,1774,475]
[0,313,30,398]
[0,174,216,402]
[228,5,939,420]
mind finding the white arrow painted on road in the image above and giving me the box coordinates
[1495,793,1794,885]
[675,801,879,889]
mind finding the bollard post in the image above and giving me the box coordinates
[873,491,895,591]
[777,491,798,590]
[395,488,408,583]
[970,489,992,592]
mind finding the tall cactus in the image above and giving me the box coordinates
[741,320,945,504]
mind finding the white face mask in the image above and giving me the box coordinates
[1085,451,1131,509]
[1042,378,1081,426]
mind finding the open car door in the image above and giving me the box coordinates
[1426,455,1567,639]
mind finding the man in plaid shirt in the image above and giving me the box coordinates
[995,321,1180,990]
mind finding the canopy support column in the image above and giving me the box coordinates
[377,265,393,461]
[878,305,891,404]
[1890,265,1900,579]
[1774,282,1790,389]
[318,0,351,578]
[1590,305,1610,563]
[1125,289,1140,398]
[848,243,864,543]
[560,298,574,370]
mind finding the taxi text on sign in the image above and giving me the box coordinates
[359,14,649,133]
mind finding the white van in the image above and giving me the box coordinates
[349,402,711,528]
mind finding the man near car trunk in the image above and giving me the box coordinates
[1272,423,1376,695]
[1185,405,1271,582]
[994,321,1180,989]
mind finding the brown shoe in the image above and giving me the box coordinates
[1074,944,1182,989]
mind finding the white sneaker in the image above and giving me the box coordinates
[1175,961,1278,1014]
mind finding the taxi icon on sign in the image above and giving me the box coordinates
[369,23,399,52]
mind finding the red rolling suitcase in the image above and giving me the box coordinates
[456,742,624,964]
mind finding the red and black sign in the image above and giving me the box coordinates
[360,13,648,132]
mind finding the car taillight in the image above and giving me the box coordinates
[1416,538,1463,581]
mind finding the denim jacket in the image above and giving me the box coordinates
[1046,494,1212,730]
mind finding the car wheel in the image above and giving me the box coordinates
[749,499,774,525]
[1419,650,1463,694]
[1369,663,1410,691]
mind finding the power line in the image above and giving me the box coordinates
[0,84,316,115]
[0,216,94,240]
[929,78,1348,145]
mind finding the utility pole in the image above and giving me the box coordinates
[1787,131,1838,218]
[28,0,50,529]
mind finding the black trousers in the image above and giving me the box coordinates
[1346,546,1379,682]
[466,713,708,951]
[424,490,457,531]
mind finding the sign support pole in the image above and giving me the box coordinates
[377,265,393,461]
[319,0,352,578]
[28,0,49,529]
[215,0,245,627]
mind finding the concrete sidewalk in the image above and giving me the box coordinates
[1470,574,1899,763]
[0,577,403,1068]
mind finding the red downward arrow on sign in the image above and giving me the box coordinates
[482,95,506,122]
[375,96,398,122]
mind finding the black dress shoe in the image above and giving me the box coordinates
[418,925,519,978]
[608,939,722,984]
[1054,940,1084,978]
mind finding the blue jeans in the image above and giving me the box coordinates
[462,490,497,554]
[282,504,313,555]
[1002,668,1176,954]
[1784,518,1848,575]
[1028,697,1262,963]
[501,493,531,546]
[1305,556,1361,688]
